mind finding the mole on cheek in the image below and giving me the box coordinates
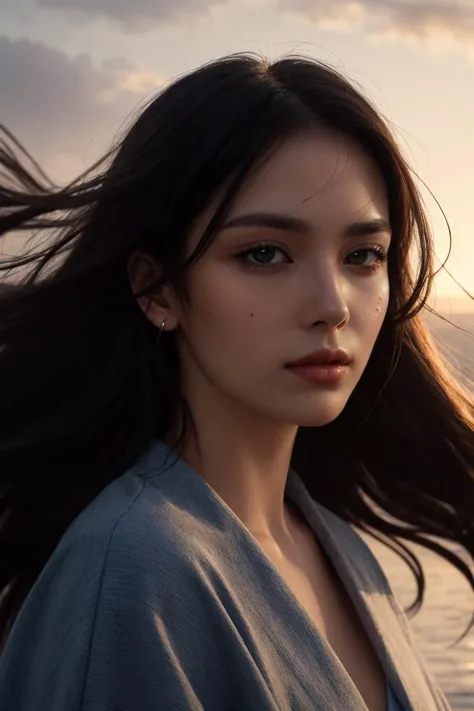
[250,313,254,318]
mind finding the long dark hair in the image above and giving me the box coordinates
[1,53,473,650]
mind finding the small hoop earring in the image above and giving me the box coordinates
[157,318,166,346]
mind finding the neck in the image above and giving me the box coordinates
[167,394,299,542]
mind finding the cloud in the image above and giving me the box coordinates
[280,0,474,43]
[36,0,226,30]
[0,36,165,180]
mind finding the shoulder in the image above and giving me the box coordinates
[0,442,234,710]
[38,441,205,609]
[0,443,181,633]
[14,438,230,619]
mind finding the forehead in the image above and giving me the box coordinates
[232,130,389,223]
[188,129,389,252]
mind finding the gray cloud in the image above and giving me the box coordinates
[281,0,474,42]
[0,35,164,180]
[37,0,225,30]
[32,0,474,41]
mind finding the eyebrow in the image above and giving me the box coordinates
[221,212,392,238]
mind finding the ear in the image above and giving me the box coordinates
[127,251,179,332]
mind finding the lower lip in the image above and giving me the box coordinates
[285,363,348,383]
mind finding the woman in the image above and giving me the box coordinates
[0,53,472,711]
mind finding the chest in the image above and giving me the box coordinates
[260,526,388,711]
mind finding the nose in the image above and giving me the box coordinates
[303,267,350,331]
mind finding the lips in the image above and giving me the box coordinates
[285,348,351,368]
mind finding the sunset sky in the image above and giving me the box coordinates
[1,0,473,309]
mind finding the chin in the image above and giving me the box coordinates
[242,389,351,429]
[295,410,344,428]
[289,396,349,428]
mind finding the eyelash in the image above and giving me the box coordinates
[234,241,389,272]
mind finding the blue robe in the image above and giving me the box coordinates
[0,440,451,710]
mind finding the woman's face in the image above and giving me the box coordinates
[162,130,391,428]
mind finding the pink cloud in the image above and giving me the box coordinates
[280,0,474,42]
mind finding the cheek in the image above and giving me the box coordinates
[351,281,389,340]
[184,269,263,345]
[363,285,390,338]
[375,290,389,320]
[378,279,390,312]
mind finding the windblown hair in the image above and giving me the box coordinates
[0,53,473,651]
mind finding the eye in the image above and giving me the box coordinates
[345,247,388,269]
[235,242,291,269]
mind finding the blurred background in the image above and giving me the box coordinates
[0,0,473,706]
